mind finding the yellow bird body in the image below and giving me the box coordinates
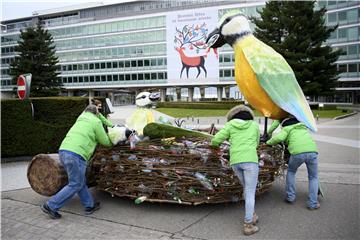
[234,36,287,119]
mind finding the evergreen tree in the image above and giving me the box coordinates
[252,1,340,97]
[10,23,61,97]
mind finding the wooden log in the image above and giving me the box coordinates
[27,154,67,196]
[27,153,97,196]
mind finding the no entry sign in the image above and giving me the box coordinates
[17,74,32,100]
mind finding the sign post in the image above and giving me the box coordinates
[17,73,32,100]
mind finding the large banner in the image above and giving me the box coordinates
[166,8,219,84]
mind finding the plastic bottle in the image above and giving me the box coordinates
[194,172,214,191]
[129,133,140,149]
[135,196,147,204]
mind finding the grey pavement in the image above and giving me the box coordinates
[1,109,359,240]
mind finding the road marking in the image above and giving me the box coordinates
[313,134,360,148]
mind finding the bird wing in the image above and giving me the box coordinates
[241,36,317,132]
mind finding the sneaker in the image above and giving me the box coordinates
[284,198,295,204]
[41,203,61,219]
[243,222,259,236]
[85,202,100,215]
[307,202,320,210]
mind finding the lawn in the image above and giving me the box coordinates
[156,108,352,119]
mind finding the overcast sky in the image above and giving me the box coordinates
[1,0,128,21]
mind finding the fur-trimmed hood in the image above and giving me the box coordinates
[226,105,254,121]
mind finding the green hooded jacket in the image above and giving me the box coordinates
[266,123,318,155]
[98,113,114,127]
[59,111,113,161]
[211,119,260,165]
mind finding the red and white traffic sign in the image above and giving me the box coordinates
[17,74,31,100]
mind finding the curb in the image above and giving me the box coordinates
[333,111,358,120]
[1,156,33,164]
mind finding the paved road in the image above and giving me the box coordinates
[1,111,359,240]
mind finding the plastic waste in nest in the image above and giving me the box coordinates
[135,196,147,204]
[128,154,137,161]
[259,160,265,167]
[194,172,214,191]
[129,132,141,149]
[188,187,200,195]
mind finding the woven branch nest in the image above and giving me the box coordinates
[91,137,285,205]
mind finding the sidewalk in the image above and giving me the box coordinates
[1,109,359,240]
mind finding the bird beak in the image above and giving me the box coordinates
[206,28,227,48]
[149,92,160,101]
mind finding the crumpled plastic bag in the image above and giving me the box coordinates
[108,126,128,145]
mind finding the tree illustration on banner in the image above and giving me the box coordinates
[174,23,218,79]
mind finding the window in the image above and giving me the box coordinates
[347,9,358,23]
[145,73,150,80]
[90,76,94,82]
[224,69,231,77]
[338,28,347,39]
[113,75,118,81]
[138,73,144,80]
[107,62,112,69]
[107,75,112,81]
[96,76,100,82]
[144,59,150,66]
[348,45,358,57]
[125,74,130,81]
[151,73,157,79]
[131,60,137,67]
[348,27,358,41]
[78,64,83,71]
[151,59,157,66]
[158,58,164,66]
[113,62,118,68]
[119,61,124,68]
[84,64,89,70]
[125,61,130,67]
[338,11,347,23]
[119,74,124,81]
[101,62,106,69]
[90,63,94,70]
[132,74,137,80]
[84,76,89,82]
[328,12,337,23]
[338,64,347,73]
[79,76,83,82]
[101,75,106,81]
[158,72,164,79]
[348,64,357,74]
[138,60,143,67]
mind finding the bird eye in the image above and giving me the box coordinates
[225,17,231,23]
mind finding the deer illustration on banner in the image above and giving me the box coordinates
[174,23,218,79]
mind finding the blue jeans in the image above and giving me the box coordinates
[232,162,259,223]
[47,150,94,211]
[286,152,318,208]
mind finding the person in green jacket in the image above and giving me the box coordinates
[211,105,260,236]
[266,117,320,210]
[92,99,114,128]
[41,104,113,219]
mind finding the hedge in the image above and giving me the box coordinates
[1,97,95,157]
[156,101,245,110]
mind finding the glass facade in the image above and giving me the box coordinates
[1,0,359,103]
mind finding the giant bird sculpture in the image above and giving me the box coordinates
[206,12,317,134]
[126,92,160,135]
